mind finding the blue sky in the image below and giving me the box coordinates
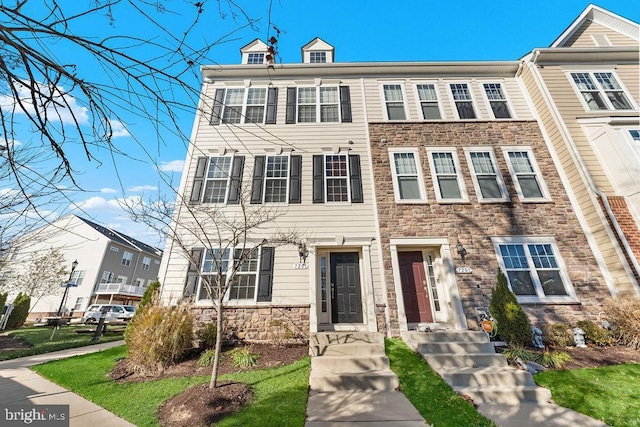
[3,0,638,248]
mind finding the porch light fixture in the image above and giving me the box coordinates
[298,242,308,264]
[456,241,467,264]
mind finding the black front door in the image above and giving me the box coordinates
[330,252,363,323]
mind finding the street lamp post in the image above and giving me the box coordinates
[56,260,78,317]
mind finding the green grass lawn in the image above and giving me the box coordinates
[385,338,494,427]
[0,326,124,361]
[535,363,640,427]
[31,345,310,427]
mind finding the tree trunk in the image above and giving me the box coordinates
[209,295,224,389]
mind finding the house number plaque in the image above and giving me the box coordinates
[455,266,473,274]
[293,263,309,269]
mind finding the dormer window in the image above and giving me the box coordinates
[309,52,327,63]
[247,53,265,64]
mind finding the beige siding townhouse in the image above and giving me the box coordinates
[519,4,640,298]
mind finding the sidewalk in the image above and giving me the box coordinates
[0,340,134,427]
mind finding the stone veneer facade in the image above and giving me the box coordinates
[192,305,310,343]
[369,121,610,335]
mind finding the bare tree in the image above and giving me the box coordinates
[125,189,303,388]
[6,247,69,309]
[0,0,274,218]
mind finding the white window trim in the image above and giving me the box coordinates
[101,271,113,283]
[479,81,516,120]
[202,154,235,204]
[263,153,291,204]
[195,247,262,305]
[116,275,127,284]
[380,82,411,121]
[309,51,327,63]
[323,153,351,203]
[501,146,552,203]
[426,147,469,203]
[122,251,133,266]
[413,82,445,120]
[388,147,427,203]
[491,236,577,303]
[566,70,637,112]
[463,147,510,202]
[296,86,341,123]
[142,256,151,271]
[447,82,479,120]
[246,52,265,65]
[222,87,270,124]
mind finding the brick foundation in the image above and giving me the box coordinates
[369,121,610,335]
[375,304,388,336]
[192,305,310,343]
[600,196,640,284]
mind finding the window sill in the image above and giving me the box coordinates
[434,199,471,204]
[518,299,580,305]
[395,199,429,205]
[477,199,510,204]
[517,198,554,204]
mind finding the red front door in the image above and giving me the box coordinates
[399,251,433,323]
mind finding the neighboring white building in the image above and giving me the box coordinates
[7,215,162,319]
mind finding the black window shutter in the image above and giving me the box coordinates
[189,157,209,203]
[349,154,364,203]
[285,87,297,124]
[265,87,278,124]
[312,155,325,204]
[251,156,266,204]
[227,156,245,204]
[340,86,352,123]
[210,89,225,125]
[256,247,275,302]
[184,247,204,297]
[289,155,302,204]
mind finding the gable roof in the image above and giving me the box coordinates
[551,4,640,47]
[75,215,162,256]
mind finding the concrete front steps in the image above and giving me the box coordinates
[306,332,427,426]
[402,330,607,427]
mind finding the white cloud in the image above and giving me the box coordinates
[0,82,89,125]
[127,185,158,192]
[158,160,184,172]
[0,138,22,149]
[109,120,130,138]
[75,195,141,211]
[100,187,118,194]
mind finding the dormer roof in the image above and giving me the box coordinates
[301,37,335,63]
[239,38,269,64]
[551,4,639,47]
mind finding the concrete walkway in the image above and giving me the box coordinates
[0,340,134,427]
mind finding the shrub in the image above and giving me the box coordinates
[503,347,538,363]
[544,323,573,348]
[197,349,217,367]
[195,322,217,349]
[229,347,259,369]
[576,320,614,347]
[537,351,572,369]
[6,293,31,329]
[138,280,161,311]
[489,270,532,348]
[125,302,194,374]
[603,299,640,350]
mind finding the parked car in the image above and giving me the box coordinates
[81,304,132,324]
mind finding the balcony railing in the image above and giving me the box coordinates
[95,282,146,297]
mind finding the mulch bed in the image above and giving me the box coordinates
[564,345,640,369]
[0,335,31,351]
[157,382,252,427]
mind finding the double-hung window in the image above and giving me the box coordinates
[202,156,232,203]
[198,248,230,301]
[70,270,85,286]
[142,257,151,271]
[483,83,512,119]
[464,148,509,202]
[122,251,133,266]
[229,248,260,300]
[416,84,442,120]
[503,148,550,202]
[101,271,113,283]
[312,153,363,204]
[570,72,633,111]
[450,83,477,119]
[221,88,268,124]
[264,155,289,203]
[382,84,407,120]
[427,149,468,202]
[389,149,426,202]
[325,155,350,202]
[492,237,573,301]
[297,87,339,122]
